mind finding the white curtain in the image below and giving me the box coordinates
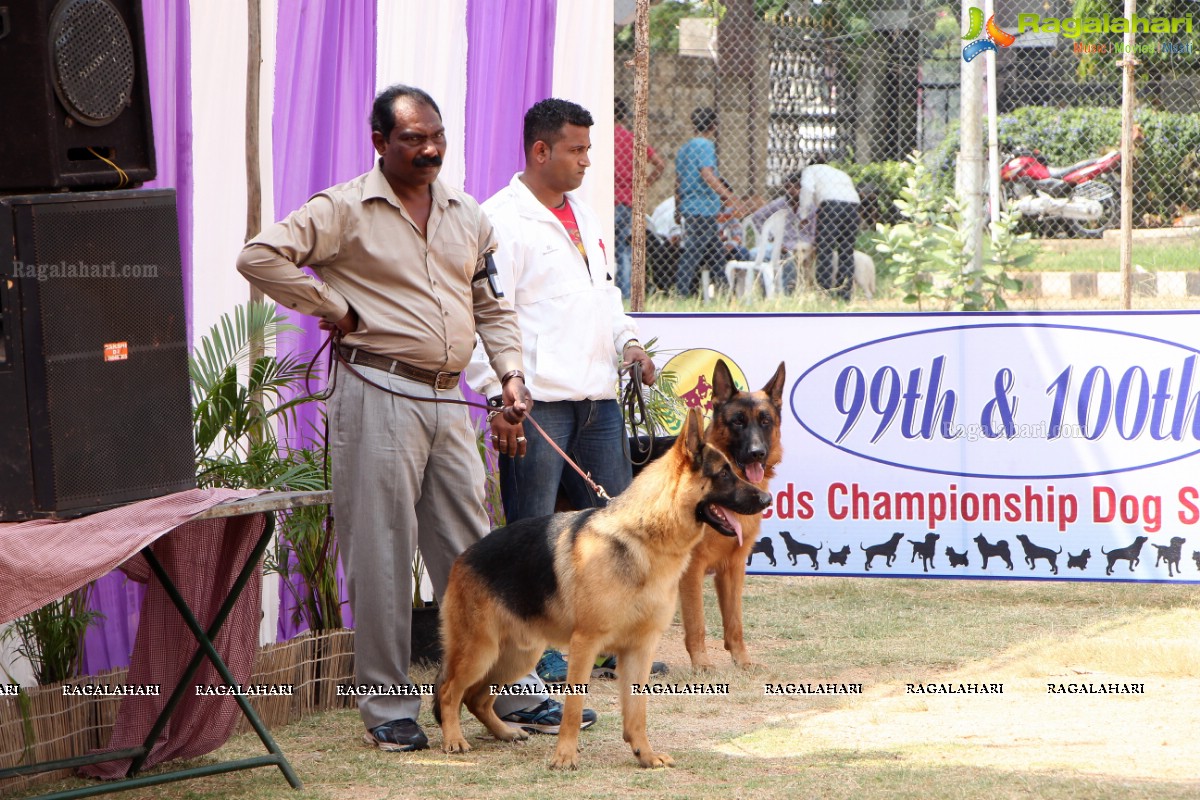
[188,0,252,347]
[552,0,616,250]
[376,0,470,190]
[188,0,281,645]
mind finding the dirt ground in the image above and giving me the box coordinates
[686,607,1200,784]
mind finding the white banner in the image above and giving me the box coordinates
[635,312,1200,584]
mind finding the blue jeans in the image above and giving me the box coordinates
[614,203,633,299]
[499,399,632,523]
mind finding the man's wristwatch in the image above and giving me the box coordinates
[500,369,525,386]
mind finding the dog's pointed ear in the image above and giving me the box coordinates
[762,361,786,411]
[682,407,705,467]
[711,359,736,408]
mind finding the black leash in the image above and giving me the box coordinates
[620,362,659,468]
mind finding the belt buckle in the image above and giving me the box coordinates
[435,371,457,390]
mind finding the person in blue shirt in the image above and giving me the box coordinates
[674,107,739,297]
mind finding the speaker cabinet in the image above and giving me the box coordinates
[0,0,156,192]
[0,189,194,520]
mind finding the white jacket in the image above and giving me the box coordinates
[466,173,639,402]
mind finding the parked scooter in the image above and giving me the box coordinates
[999,148,1120,238]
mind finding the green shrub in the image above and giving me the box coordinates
[872,153,1029,311]
[835,159,910,228]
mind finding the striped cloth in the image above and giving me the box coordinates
[0,489,270,778]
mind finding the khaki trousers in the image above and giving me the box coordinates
[331,365,543,728]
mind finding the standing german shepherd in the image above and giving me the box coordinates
[435,409,771,769]
[679,359,785,670]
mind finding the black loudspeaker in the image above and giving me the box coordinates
[0,0,156,191]
[0,189,194,520]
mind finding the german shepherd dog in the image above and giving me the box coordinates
[679,359,785,670]
[435,409,771,769]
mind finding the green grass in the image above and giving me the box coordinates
[627,234,1200,314]
[7,578,1198,800]
[1030,239,1200,272]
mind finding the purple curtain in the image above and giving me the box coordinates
[272,0,376,641]
[273,0,376,451]
[82,0,193,675]
[464,0,558,203]
[461,0,558,434]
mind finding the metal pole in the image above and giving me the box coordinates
[984,0,1001,237]
[629,0,651,312]
[959,0,984,274]
[1118,0,1138,310]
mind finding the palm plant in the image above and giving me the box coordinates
[190,301,326,491]
[191,301,341,630]
[1,585,103,685]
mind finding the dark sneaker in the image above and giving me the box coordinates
[501,698,597,735]
[362,718,429,752]
[591,655,669,680]
[536,649,569,683]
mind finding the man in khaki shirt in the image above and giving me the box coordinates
[237,85,535,752]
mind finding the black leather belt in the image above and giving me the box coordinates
[338,346,460,390]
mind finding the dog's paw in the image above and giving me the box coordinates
[495,725,530,742]
[549,747,580,770]
[442,736,472,754]
[637,749,675,769]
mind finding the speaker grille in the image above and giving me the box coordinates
[25,193,194,509]
[50,0,136,126]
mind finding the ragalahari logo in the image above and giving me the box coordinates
[962,7,1017,61]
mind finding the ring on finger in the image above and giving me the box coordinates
[516,436,526,443]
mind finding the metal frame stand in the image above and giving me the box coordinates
[0,490,331,799]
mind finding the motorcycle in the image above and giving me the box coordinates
[999,148,1120,238]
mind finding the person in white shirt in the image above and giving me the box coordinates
[467,98,659,696]
[650,196,682,242]
[469,98,655,511]
[798,163,861,300]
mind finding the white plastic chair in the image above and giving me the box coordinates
[725,209,789,299]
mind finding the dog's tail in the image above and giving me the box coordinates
[859,543,868,552]
[1101,545,1110,554]
[1056,546,1063,554]
[816,542,824,552]
[432,664,445,724]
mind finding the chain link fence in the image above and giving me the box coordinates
[614,0,1200,303]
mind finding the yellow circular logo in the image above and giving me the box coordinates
[659,349,748,434]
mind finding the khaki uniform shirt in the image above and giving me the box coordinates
[237,161,522,377]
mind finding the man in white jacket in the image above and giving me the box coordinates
[468,98,655,519]
[467,99,659,691]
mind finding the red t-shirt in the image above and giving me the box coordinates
[614,123,657,207]
[549,200,588,264]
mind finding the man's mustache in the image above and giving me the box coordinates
[413,154,443,168]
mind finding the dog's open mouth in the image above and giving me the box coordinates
[701,503,743,545]
[742,461,766,484]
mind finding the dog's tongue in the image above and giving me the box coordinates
[746,462,765,484]
[714,505,744,547]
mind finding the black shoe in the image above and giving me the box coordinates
[501,698,598,735]
[591,655,669,680]
[362,718,429,752]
